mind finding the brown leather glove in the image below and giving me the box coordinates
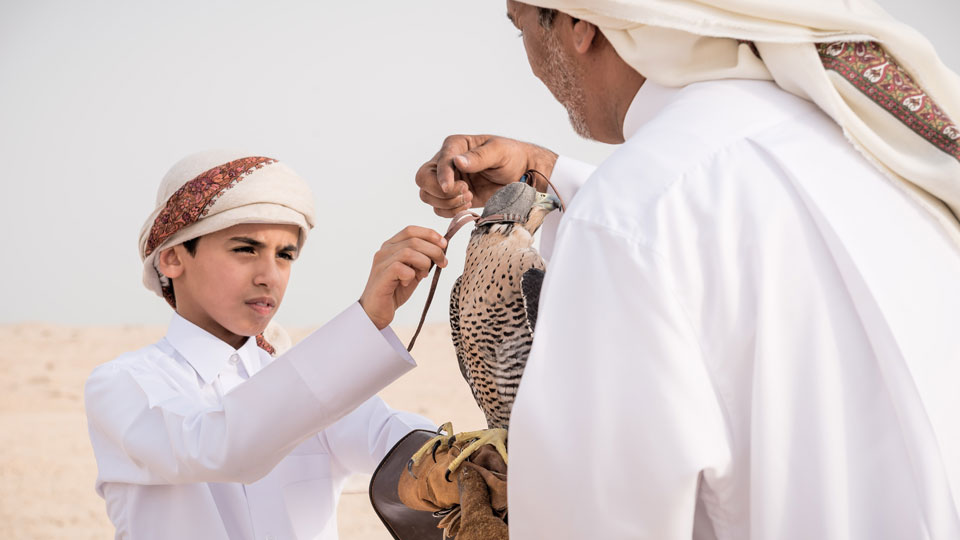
[398,438,508,539]
[454,466,509,540]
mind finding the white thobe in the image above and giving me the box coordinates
[85,303,435,540]
[510,79,960,539]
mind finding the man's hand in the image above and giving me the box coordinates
[415,134,558,217]
[359,226,448,330]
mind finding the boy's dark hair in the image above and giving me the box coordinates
[182,237,199,256]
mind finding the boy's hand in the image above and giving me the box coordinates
[360,226,448,330]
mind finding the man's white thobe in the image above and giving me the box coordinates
[510,79,960,539]
[85,303,435,540]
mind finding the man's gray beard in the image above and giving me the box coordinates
[542,30,592,140]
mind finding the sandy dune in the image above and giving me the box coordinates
[0,323,486,539]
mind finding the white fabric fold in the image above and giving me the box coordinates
[526,0,960,248]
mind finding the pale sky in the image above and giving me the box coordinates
[1,0,957,328]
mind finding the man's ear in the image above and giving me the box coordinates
[156,245,185,280]
[571,19,598,54]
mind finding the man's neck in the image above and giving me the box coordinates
[612,76,646,143]
[587,53,646,144]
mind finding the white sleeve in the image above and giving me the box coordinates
[508,219,731,539]
[539,155,596,261]
[85,302,417,487]
[321,396,436,475]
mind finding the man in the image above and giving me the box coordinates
[415,1,960,538]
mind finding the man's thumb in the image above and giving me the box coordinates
[454,147,493,173]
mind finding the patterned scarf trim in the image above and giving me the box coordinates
[818,41,959,162]
[145,156,277,257]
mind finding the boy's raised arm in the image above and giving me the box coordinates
[86,302,413,487]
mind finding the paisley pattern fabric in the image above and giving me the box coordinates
[255,334,276,356]
[819,41,960,162]
[145,156,277,257]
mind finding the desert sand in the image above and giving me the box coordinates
[0,322,486,539]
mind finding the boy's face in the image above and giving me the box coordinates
[159,223,300,349]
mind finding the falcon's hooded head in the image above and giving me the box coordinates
[476,182,561,236]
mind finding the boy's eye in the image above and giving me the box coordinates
[278,251,295,261]
[232,246,255,254]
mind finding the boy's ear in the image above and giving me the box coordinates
[156,245,185,280]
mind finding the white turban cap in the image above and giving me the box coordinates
[138,150,316,307]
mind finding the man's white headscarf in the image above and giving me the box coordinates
[527,0,960,247]
[139,149,316,354]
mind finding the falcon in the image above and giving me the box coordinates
[410,181,561,474]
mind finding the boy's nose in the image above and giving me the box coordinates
[253,259,284,288]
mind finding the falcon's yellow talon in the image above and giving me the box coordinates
[408,421,456,474]
[437,421,454,437]
[446,428,509,476]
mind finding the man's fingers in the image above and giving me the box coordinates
[420,188,473,211]
[414,159,440,190]
[416,134,546,214]
[418,177,471,202]
[437,136,474,193]
[452,139,506,174]
[416,157,474,211]
[433,205,473,219]
[436,157,457,194]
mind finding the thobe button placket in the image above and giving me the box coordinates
[229,353,240,365]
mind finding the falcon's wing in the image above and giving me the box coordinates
[449,275,470,383]
[520,268,545,335]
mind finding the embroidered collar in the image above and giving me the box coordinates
[622,80,682,141]
[164,313,262,385]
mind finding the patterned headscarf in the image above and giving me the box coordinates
[139,150,316,354]
[525,0,960,248]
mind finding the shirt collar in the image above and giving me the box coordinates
[622,80,682,141]
[165,313,262,385]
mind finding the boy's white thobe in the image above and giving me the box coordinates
[85,303,434,540]
[510,79,960,539]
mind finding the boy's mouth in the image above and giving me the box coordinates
[245,297,275,316]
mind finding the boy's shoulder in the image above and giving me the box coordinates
[84,338,194,408]
[89,340,170,378]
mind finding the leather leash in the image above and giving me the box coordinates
[406,210,478,351]
[405,170,566,352]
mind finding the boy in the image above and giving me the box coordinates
[85,150,444,539]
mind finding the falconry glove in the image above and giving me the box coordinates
[398,434,508,539]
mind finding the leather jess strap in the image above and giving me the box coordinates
[406,210,478,351]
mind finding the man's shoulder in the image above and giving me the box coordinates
[614,80,821,179]
[567,80,833,236]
